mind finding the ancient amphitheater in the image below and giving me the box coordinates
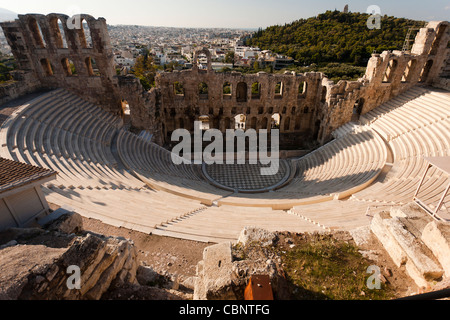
[0,14,449,247]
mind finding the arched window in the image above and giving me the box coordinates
[352,98,365,120]
[401,60,417,83]
[28,18,46,48]
[271,113,280,129]
[383,59,398,83]
[234,114,246,130]
[61,58,76,76]
[174,81,184,96]
[430,24,447,55]
[198,82,208,99]
[223,82,232,96]
[261,117,268,130]
[251,82,261,99]
[419,60,433,83]
[85,57,95,76]
[51,18,68,49]
[275,82,283,99]
[78,19,93,48]
[121,100,130,117]
[283,116,291,131]
[250,117,257,129]
[298,81,307,98]
[198,115,211,130]
[40,59,53,76]
[236,82,247,102]
[294,117,301,131]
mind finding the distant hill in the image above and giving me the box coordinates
[246,10,425,66]
[0,8,18,23]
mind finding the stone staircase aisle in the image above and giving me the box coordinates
[370,202,450,290]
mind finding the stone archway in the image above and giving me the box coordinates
[236,82,248,102]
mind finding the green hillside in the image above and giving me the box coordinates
[246,10,425,66]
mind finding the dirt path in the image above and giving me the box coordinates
[81,217,211,281]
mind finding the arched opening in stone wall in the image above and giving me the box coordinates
[28,18,46,48]
[294,117,301,131]
[85,57,96,76]
[419,59,434,82]
[352,98,365,121]
[61,58,76,76]
[223,82,232,97]
[121,100,130,118]
[430,24,448,55]
[283,116,291,131]
[234,114,246,130]
[401,59,417,83]
[236,82,247,102]
[78,19,93,49]
[271,113,281,129]
[174,81,184,96]
[50,18,68,49]
[382,59,398,83]
[281,106,287,114]
[251,82,261,99]
[198,82,208,99]
[298,81,307,98]
[40,59,54,76]
[198,115,210,130]
[275,82,283,99]
[291,107,296,115]
[261,117,268,130]
[224,117,231,130]
[58,19,68,48]
[250,117,257,130]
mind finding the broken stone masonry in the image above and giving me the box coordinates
[0,15,448,147]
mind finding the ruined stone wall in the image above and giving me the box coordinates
[0,13,161,142]
[117,75,163,144]
[0,71,42,106]
[0,14,122,114]
[1,15,448,147]
[319,21,450,143]
[157,69,322,139]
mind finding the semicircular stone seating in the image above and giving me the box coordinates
[217,125,387,209]
[0,85,449,242]
[289,86,450,231]
[350,86,450,211]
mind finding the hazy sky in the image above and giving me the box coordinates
[1,0,449,28]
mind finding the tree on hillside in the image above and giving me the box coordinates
[246,10,424,66]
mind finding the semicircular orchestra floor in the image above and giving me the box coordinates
[203,159,290,192]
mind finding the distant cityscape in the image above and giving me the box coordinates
[109,24,294,72]
[0,23,295,72]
